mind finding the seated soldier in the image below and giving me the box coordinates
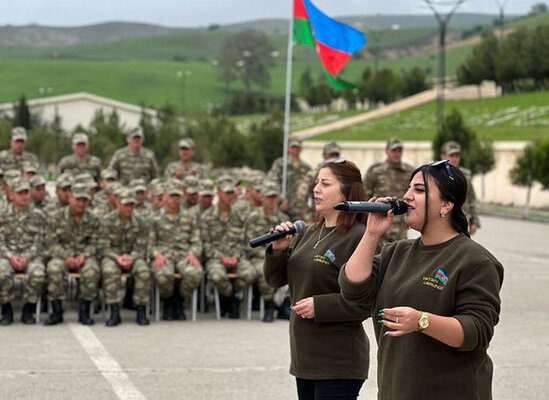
[0,178,48,325]
[45,183,100,326]
[30,175,55,211]
[98,188,151,326]
[149,181,203,321]
[200,175,256,319]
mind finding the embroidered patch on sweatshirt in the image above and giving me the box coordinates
[324,249,336,263]
[435,268,448,285]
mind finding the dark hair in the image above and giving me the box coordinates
[410,162,470,237]
[315,160,367,231]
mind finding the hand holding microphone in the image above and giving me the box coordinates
[249,220,307,251]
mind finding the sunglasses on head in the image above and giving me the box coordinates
[430,159,455,183]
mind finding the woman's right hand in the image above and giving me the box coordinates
[271,221,294,252]
[366,197,395,237]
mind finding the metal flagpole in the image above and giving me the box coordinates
[281,3,295,199]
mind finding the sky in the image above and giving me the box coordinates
[0,0,542,27]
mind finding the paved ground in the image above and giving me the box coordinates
[1,216,548,399]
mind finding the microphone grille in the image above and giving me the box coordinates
[293,220,307,233]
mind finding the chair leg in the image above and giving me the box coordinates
[199,278,206,313]
[214,286,221,320]
[259,297,265,321]
[192,289,197,322]
[246,286,253,320]
[36,296,41,324]
[155,286,160,323]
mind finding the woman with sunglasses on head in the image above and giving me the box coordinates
[264,159,371,400]
[339,161,504,400]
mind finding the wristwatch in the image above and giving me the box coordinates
[417,312,430,331]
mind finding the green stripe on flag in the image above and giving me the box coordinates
[323,69,356,90]
[293,18,315,47]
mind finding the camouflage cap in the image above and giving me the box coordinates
[183,175,199,194]
[166,181,183,196]
[4,169,22,184]
[247,171,266,189]
[441,141,461,156]
[386,138,403,150]
[198,179,215,196]
[323,141,341,155]
[9,177,30,193]
[260,180,279,197]
[217,175,236,193]
[56,173,73,188]
[74,172,96,189]
[148,178,163,189]
[72,132,89,145]
[12,126,27,141]
[22,162,38,175]
[118,187,136,205]
[71,183,91,200]
[127,127,144,138]
[151,182,165,197]
[178,138,195,149]
[30,175,47,188]
[100,168,118,181]
[289,138,302,147]
[129,178,147,192]
[104,181,121,196]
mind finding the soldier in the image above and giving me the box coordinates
[91,182,121,218]
[30,175,54,211]
[164,138,209,181]
[57,133,102,182]
[197,179,215,216]
[108,127,159,185]
[129,178,153,221]
[94,169,118,208]
[200,176,256,319]
[0,178,48,325]
[44,183,100,326]
[22,162,38,180]
[44,173,72,217]
[149,181,165,214]
[2,170,22,206]
[149,182,203,321]
[243,173,264,210]
[440,141,480,235]
[0,127,40,173]
[242,180,288,322]
[268,138,312,221]
[363,138,414,245]
[98,188,151,326]
[181,175,200,210]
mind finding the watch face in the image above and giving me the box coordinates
[419,314,429,330]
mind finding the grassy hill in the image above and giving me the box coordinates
[310,91,549,142]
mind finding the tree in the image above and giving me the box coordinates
[361,68,404,106]
[534,138,549,189]
[457,32,499,88]
[299,68,314,97]
[86,110,126,165]
[467,137,496,199]
[495,28,530,92]
[402,67,428,97]
[249,109,284,170]
[432,109,477,165]
[217,30,275,93]
[510,141,539,216]
[12,95,32,130]
[529,2,548,15]
[209,117,252,168]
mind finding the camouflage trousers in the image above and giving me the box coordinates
[205,258,256,297]
[47,257,100,301]
[153,258,203,300]
[101,258,151,306]
[0,258,45,304]
[241,257,274,301]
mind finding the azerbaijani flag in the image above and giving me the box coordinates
[293,0,366,90]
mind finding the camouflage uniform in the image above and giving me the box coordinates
[0,190,48,305]
[460,167,480,228]
[108,144,158,185]
[149,205,203,300]
[47,203,100,301]
[98,209,150,306]
[164,138,209,180]
[268,145,312,221]
[364,158,414,244]
[57,154,102,183]
[0,150,40,174]
[30,175,56,211]
[200,180,255,297]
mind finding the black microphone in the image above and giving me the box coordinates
[249,220,307,248]
[333,201,408,215]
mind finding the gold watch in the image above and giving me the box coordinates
[417,312,430,331]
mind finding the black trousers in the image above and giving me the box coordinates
[296,377,365,400]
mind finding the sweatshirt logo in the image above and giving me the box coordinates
[435,268,448,286]
[324,249,336,263]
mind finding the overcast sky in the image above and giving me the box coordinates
[1,0,542,27]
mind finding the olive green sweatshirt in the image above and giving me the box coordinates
[339,234,504,400]
[264,222,371,380]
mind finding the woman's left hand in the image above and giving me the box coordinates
[292,297,315,319]
[378,306,421,337]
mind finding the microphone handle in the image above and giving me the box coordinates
[249,227,296,248]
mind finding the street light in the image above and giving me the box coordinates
[494,0,510,41]
[176,70,192,113]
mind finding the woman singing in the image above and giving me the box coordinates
[264,159,371,400]
[340,160,504,400]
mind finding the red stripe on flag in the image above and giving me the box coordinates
[294,0,308,19]
[315,41,353,77]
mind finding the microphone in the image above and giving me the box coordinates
[333,201,408,215]
[249,220,307,248]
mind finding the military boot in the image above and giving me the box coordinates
[172,292,186,321]
[228,295,240,319]
[78,300,95,325]
[263,300,276,323]
[277,296,291,320]
[162,296,174,321]
[136,305,149,326]
[0,303,13,326]
[106,304,121,327]
[44,300,63,326]
[21,303,37,325]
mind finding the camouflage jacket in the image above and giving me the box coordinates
[164,160,209,180]
[108,146,159,185]
[57,154,102,182]
[0,203,48,259]
[460,167,480,228]
[98,210,148,261]
[0,150,40,173]
[149,208,201,261]
[363,160,415,199]
[268,157,311,219]
[135,202,154,223]
[49,207,100,259]
[244,207,289,259]
[34,194,56,211]
[200,205,246,260]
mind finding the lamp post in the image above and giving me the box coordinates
[494,0,510,42]
[176,70,192,113]
[423,0,467,129]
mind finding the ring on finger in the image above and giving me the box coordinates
[396,317,399,323]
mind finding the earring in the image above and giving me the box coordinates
[440,212,446,219]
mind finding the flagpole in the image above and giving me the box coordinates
[281,3,294,199]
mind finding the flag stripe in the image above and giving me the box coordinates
[293,18,316,47]
[293,0,308,19]
[316,41,353,77]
